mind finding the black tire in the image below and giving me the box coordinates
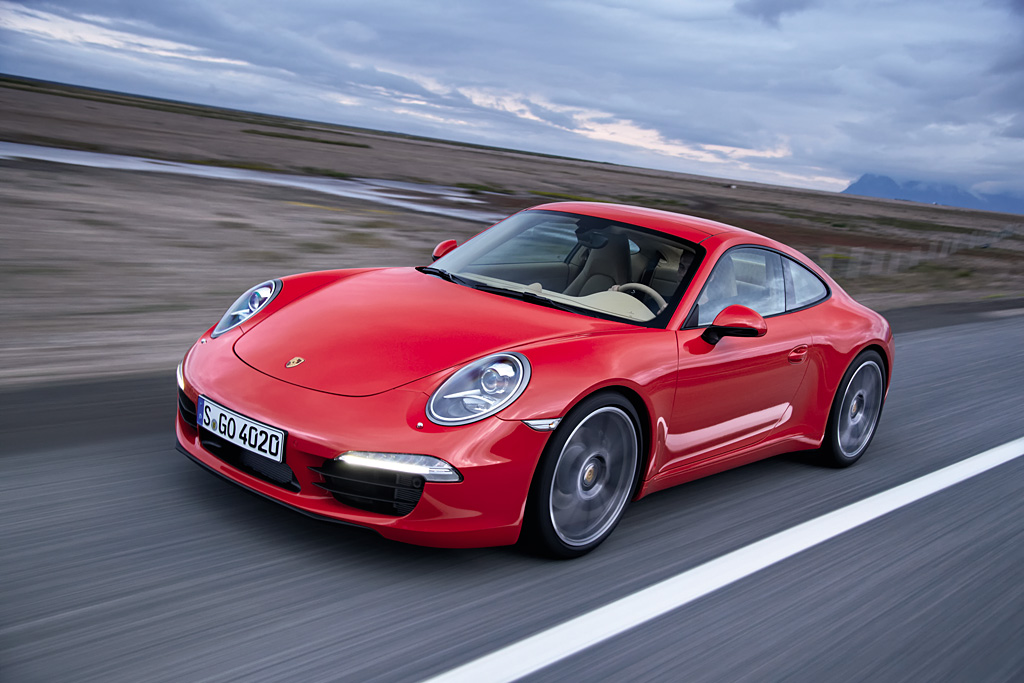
[522,392,641,559]
[818,350,886,468]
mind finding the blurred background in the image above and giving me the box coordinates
[2,2,1023,682]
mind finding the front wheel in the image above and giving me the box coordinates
[818,350,886,467]
[523,392,641,559]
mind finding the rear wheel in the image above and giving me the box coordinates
[523,392,641,559]
[818,350,885,467]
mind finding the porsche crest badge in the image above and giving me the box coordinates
[285,356,305,368]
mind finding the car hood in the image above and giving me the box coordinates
[233,267,622,396]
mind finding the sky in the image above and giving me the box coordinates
[1,0,1022,196]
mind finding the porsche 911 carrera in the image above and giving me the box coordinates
[176,202,893,557]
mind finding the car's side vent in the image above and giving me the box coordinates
[310,462,424,516]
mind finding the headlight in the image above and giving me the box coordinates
[211,279,280,337]
[427,352,531,426]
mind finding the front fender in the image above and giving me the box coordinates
[496,329,678,423]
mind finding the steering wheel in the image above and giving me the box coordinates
[613,283,668,313]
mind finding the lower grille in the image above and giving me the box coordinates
[310,462,424,516]
[178,389,197,425]
[199,428,299,492]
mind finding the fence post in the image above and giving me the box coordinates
[868,250,881,276]
[820,250,833,274]
[887,252,902,275]
[847,246,866,278]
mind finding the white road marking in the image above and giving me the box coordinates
[423,435,1024,683]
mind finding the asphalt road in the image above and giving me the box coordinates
[2,312,1024,682]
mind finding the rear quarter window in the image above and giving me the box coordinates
[783,257,828,310]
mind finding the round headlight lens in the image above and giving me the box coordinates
[427,352,531,425]
[248,287,271,312]
[481,361,516,395]
[211,279,280,337]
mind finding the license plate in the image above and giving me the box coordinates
[197,396,286,462]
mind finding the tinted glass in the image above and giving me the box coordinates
[474,219,579,265]
[432,210,702,327]
[784,257,828,310]
[696,248,785,326]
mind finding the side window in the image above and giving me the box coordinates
[696,248,785,326]
[783,258,828,310]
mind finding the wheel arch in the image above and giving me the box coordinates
[862,343,891,390]
[581,384,653,499]
[816,344,887,467]
[520,384,651,557]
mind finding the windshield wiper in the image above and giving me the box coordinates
[470,282,580,313]
[417,266,474,286]
[519,289,579,313]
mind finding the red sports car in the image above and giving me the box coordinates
[176,202,893,557]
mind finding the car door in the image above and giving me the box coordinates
[661,247,812,469]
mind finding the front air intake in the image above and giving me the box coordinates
[310,461,424,516]
[178,389,197,425]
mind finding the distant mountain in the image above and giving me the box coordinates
[843,174,1024,216]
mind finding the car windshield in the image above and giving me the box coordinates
[429,210,703,327]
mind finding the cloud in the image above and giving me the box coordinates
[1,0,1022,196]
[0,1,246,65]
[734,0,816,27]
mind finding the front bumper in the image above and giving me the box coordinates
[176,335,551,548]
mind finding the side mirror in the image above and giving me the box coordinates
[701,305,768,345]
[432,239,458,261]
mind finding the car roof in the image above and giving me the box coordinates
[529,201,757,244]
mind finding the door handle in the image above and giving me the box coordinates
[788,345,809,364]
